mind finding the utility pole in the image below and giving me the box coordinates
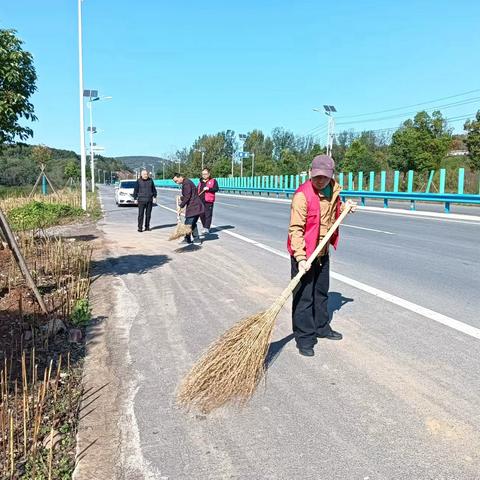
[78,0,87,210]
[87,100,95,192]
[251,152,255,178]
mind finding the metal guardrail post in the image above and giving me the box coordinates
[393,171,400,192]
[407,171,414,193]
[380,171,387,192]
[439,169,446,194]
[348,172,353,190]
[358,171,363,191]
[338,172,344,188]
[458,168,465,194]
[369,171,375,192]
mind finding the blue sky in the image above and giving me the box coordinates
[2,0,480,157]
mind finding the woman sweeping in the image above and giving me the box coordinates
[198,168,219,234]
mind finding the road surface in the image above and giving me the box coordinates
[80,186,480,480]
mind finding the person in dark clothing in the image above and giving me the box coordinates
[133,169,157,232]
[173,173,204,245]
[198,168,219,234]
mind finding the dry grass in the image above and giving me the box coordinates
[0,349,82,478]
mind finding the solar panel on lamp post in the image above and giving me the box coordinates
[313,105,337,157]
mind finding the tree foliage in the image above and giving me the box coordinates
[464,110,480,171]
[0,29,37,144]
[389,111,452,173]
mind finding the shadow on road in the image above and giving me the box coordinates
[210,225,235,233]
[64,234,98,242]
[265,291,354,369]
[328,291,354,322]
[174,244,202,254]
[150,223,177,231]
[92,254,171,277]
[265,334,295,368]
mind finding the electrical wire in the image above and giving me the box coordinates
[335,88,480,119]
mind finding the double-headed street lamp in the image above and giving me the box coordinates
[313,105,337,157]
[84,91,112,191]
[194,148,206,170]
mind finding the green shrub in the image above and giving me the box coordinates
[70,298,91,326]
[7,201,84,230]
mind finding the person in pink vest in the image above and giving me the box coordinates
[287,155,353,357]
[198,168,219,234]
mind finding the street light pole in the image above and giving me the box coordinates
[251,152,255,178]
[77,0,87,210]
[150,164,155,178]
[162,162,165,179]
[313,105,337,157]
[87,100,95,192]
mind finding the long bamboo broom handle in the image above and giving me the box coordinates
[278,200,355,303]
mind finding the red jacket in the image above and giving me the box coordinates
[287,179,341,259]
[198,178,219,203]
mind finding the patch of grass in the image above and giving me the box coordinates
[70,298,92,326]
[0,185,32,198]
[6,201,85,231]
[87,191,103,220]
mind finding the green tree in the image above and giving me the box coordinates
[389,111,452,173]
[464,111,480,171]
[64,160,81,180]
[0,29,37,144]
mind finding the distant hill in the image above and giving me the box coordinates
[116,156,171,171]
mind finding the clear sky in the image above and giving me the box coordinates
[2,0,480,157]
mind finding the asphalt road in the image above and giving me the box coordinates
[92,186,480,480]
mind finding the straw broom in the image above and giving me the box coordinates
[177,200,355,413]
[169,195,192,240]
[169,189,206,241]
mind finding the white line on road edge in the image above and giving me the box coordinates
[158,203,480,341]
[330,272,480,340]
[342,225,394,235]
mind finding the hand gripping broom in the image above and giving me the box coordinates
[177,200,355,413]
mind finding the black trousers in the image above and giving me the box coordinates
[185,215,200,241]
[291,255,331,349]
[200,202,214,229]
[138,201,153,230]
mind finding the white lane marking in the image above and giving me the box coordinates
[343,224,394,235]
[158,203,480,341]
[215,202,240,207]
[157,188,480,223]
[331,272,480,340]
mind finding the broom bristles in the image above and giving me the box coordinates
[177,298,285,413]
[168,222,192,241]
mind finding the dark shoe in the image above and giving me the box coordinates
[138,228,143,232]
[145,227,151,231]
[318,330,343,341]
[298,347,315,357]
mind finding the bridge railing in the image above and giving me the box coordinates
[153,167,480,213]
